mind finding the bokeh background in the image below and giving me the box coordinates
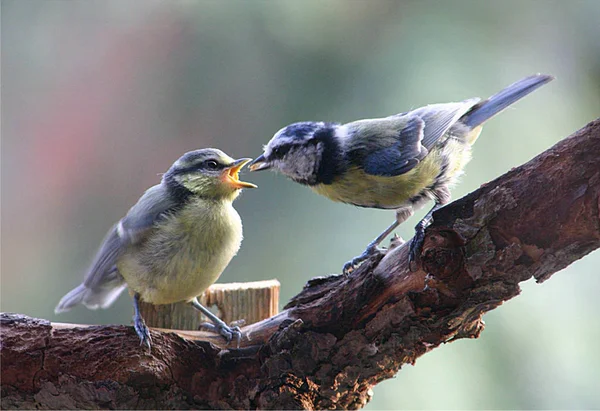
[2,0,600,409]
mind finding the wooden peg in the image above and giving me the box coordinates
[138,279,280,330]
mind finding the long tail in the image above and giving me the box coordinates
[461,74,554,129]
[55,283,126,314]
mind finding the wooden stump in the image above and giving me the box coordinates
[138,279,280,330]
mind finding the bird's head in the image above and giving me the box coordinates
[249,121,342,185]
[164,148,257,201]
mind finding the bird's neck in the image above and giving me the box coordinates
[312,125,346,185]
[164,175,194,204]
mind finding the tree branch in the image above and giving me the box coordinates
[2,119,599,410]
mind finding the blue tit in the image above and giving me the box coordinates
[249,74,554,273]
[55,148,257,348]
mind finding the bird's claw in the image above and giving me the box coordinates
[133,315,152,350]
[342,244,382,275]
[342,261,356,276]
[199,321,243,347]
[229,319,246,328]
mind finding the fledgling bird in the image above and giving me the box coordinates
[55,148,257,348]
[249,74,554,273]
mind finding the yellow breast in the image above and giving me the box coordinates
[118,199,243,305]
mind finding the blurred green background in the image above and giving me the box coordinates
[2,0,600,409]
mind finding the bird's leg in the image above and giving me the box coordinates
[342,221,397,275]
[409,202,443,269]
[342,207,414,275]
[190,297,243,347]
[132,293,152,350]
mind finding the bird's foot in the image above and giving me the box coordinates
[199,319,244,347]
[133,314,152,350]
[342,244,382,275]
[409,227,426,271]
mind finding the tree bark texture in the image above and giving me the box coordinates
[2,119,599,410]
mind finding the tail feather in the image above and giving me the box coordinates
[55,283,127,314]
[461,74,554,129]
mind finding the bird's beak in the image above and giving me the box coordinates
[223,158,258,189]
[248,154,271,172]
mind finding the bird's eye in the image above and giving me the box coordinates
[273,146,286,157]
[204,160,219,169]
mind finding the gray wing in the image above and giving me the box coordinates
[411,98,480,149]
[362,98,480,177]
[83,183,181,289]
[363,116,426,176]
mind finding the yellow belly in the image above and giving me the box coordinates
[118,200,243,305]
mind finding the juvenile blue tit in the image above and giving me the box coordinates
[249,74,554,273]
[55,148,257,348]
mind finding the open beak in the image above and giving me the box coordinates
[248,154,271,172]
[223,158,258,189]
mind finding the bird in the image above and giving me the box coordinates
[248,74,554,274]
[55,148,257,348]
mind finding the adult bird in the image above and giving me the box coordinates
[55,148,257,348]
[249,74,554,273]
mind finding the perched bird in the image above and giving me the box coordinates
[55,148,257,348]
[249,74,554,273]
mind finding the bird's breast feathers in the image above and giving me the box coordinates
[118,199,243,304]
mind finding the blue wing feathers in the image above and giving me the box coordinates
[83,225,124,289]
[349,75,552,179]
[56,182,184,312]
[363,116,425,176]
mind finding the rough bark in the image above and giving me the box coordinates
[2,119,599,410]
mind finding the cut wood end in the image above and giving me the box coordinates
[207,279,281,291]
